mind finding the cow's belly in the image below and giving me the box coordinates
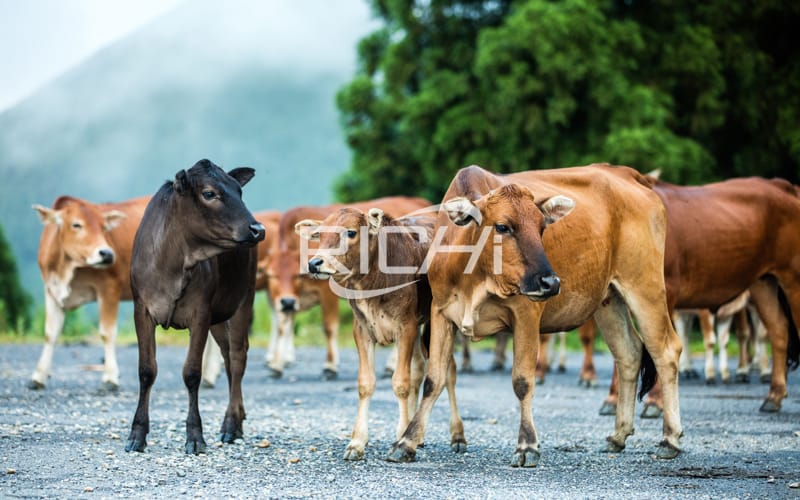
[354,301,405,346]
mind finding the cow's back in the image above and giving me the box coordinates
[657,177,800,310]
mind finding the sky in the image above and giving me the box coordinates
[0,0,376,113]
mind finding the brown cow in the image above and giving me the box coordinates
[387,164,683,466]
[30,195,149,390]
[296,207,465,460]
[601,176,800,415]
[266,197,431,379]
[125,159,265,454]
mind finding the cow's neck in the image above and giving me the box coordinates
[43,251,82,307]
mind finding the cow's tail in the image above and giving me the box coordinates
[638,349,657,401]
[779,288,800,371]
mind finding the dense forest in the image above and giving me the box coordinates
[335,0,800,202]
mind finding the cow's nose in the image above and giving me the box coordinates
[249,222,266,242]
[280,297,297,312]
[308,258,324,274]
[538,274,560,296]
[99,249,115,265]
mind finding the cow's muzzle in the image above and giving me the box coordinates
[249,222,266,243]
[307,257,332,280]
[522,273,561,301]
[279,297,298,312]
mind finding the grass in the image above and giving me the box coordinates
[0,294,751,361]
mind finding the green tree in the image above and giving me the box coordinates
[336,0,800,201]
[0,221,31,331]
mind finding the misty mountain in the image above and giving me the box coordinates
[0,0,373,295]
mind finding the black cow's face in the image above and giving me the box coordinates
[173,159,265,249]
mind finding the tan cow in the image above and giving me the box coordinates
[387,164,683,466]
[31,196,147,390]
[266,197,431,379]
[296,207,464,460]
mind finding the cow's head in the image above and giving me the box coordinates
[442,184,574,300]
[171,159,265,251]
[33,197,126,267]
[294,207,384,279]
[266,248,307,312]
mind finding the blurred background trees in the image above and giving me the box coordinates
[0,222,31,331]
[336,0,800,202]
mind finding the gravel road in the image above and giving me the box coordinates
[1,341,799,499]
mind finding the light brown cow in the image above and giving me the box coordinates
[266,197,431,379]
[387,164,683,466]
[296,207,465,460]
[30,196,148,390]
[601,176,800,415]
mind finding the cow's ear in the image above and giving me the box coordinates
[443,197,481,226]
[33,205,62,226]
[538,195,575,225]
[367,208,384,235]
[295,219,322,241]
[228,167,255,187]
[174,170,189,195]
[103,210,127,231]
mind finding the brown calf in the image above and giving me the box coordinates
[388,164,683,466]
[296,207,465,460]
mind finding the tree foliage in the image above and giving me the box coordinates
[336,0,800,202]
[0,222,31,330]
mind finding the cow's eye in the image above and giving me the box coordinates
[202,191,216,200]
[346,230,358,239]
[494,223,511,234]
[71,222,83,230]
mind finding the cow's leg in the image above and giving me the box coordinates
[621,286,683,457]
[557,330,567,372]
[510,307,543,467]
[459,331,473,373]
[183,315,212,454]
[344,322,375,460]
[383,345,398,378]
[492,331,509,371]
[750,278,794,412]
[30,290,66,389]
[704,311,721,384]
[125,303,157,453]
[268,310,294,378]
[392,321,418,442]
[408,336,426,418]
[535,333,551,384]
[578,320,597,387]
[444,349,466,452]
[97,292,121,391]
[674,312,697,379]
[599,366,619,416]
[715,312,732,384]
[387,312,455,463]
[750,308,772,383]
[201,334,223,388]
[592,293,641,453]
[216,299,252,444]
[265,301,280,366]
[734,309,752,383]
[320,291,340,380]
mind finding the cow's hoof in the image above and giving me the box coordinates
[28,380,45,390]
[386,442,416,463]
[343,446,365,461]
[184,439,207,455]
[705,377,716,385]
[322,368,338,381]
[490,361,504,372]
[734,373,750,384]
[201,379,215,389]
[451,439,467,453]
[760,373,772,384]
[640,403,663,419]
[124,439,146,453]
[603,437,625,453]
[382,367,394,379]
[680,369,699,380]
[459,364,474,374]
[759,399,781,413]
[655,441,680,459]
[269,368,283,379]
[557,365,566,373]
[721,377,730,385]
[510,448,540,467]
[535,376,546,385]
[100,381,119,393]
[598,402,617,416]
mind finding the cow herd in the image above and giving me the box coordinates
[28,159,800,467]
